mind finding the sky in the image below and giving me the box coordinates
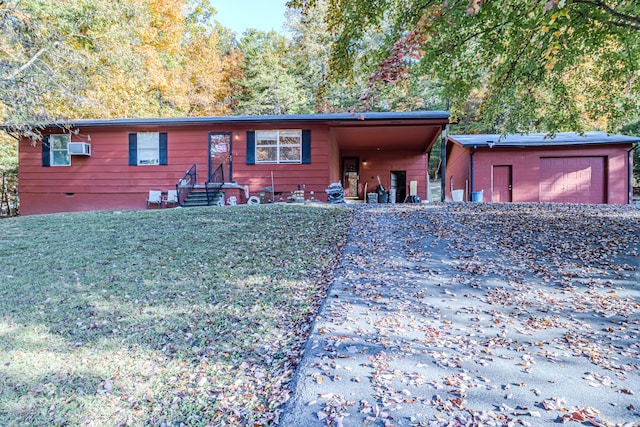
[210,0,288,35]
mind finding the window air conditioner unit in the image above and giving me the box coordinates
[68,142,91,156]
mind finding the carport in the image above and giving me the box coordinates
[328,112,448,203]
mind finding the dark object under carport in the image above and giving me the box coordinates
[325,182,346,204]
[376,185,388,204]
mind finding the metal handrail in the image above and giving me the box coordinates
[208,163,224,184]
[176,163,197,206]
[206,164,224,205]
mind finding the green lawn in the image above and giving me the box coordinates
[0,205,352,426]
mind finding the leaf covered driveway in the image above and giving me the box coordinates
[280,203,640,427]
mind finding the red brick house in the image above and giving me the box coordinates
[445,132,638,204]
[15,111,449,215]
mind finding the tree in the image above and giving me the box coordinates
[182,1,244,116]
[181,31,243,116]
[285,0,332,112]
[1,0,244,129]
[289,0,640,132]
[0,133,17,216]
[285,0,445,113]
[286,0,372,113]
[236,30,308,115]
[0,0,90,138]
[620,120,640,188]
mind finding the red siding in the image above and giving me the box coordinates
[444,143,632,205]
[233,125,331,201]
[21,125,207,214]
[329,133,341,184]
[19,123,334,215]
[340,149,430,202]
[445,144,471,201]
[19,118,448,215]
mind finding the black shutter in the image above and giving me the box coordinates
[302,129,311,164]
[246,131,256,164]
[128,133,137,166]
[159,132,168,165]
[42,135,51,167]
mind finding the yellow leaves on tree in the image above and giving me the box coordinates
[124,0,223,116]
[183,32,244,116]
[10,0,243,121]
[122,0,243,117]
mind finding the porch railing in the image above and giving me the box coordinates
[206,164,224,205]
[176,162,197,206]
[208,163,224,184]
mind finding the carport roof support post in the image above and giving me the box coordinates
[441,127,447,202]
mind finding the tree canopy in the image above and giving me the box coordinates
[235,29,309,115]
[0,0,90,137]
[289,0,640,133]
[0,0,243,138]
[3,0,640,136]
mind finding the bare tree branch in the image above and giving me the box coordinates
[2,47,46,80]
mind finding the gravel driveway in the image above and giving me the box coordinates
[279,203,640,426]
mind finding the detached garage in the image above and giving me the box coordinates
[445,132,638,204]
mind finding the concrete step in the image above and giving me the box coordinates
[182,187,224,207]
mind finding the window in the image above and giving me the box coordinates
[128,132,168,166]
[50,134,71,166]
[137,132,160,165]
[256,130,301,164]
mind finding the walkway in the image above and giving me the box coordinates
[279,203,640,426]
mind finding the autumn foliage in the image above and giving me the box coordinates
[299,0,640,133]
[0,0,243,134]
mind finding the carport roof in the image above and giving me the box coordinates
[449,132,640,148]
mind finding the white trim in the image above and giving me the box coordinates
[50,134,71,166]
[137,132,160,166]
[255,130,302,164]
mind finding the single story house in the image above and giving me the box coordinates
[445,132,638,204]
[15,111,449,215]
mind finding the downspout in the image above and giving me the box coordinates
[470,145,478,196]
[628,146,635,204]
[440,125,448,202]
[229,135,234,183]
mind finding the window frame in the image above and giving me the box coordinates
[255,129,302,164]
[50,134,71,167]
[136,132,160,166]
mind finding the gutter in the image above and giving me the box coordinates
[470,145,478,196]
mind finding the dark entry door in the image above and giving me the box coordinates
[209,132,232,182]
[492,165,512,202]
[391,171,406,203]
[342,157,359,198]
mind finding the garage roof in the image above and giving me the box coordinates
[449,132,640,148]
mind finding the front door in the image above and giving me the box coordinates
[342,157,359,198]
[209,132,232,183]
[492,165,512,202]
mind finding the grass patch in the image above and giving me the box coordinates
[0,205,352,426]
